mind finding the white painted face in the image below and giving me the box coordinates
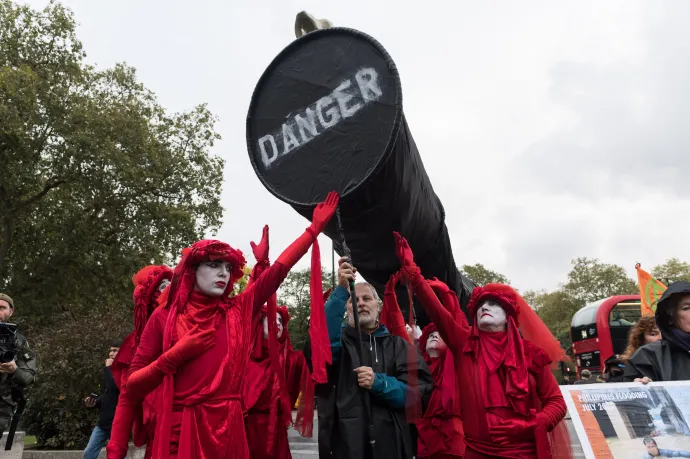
[194,260,232,297]
[262,315,284,339]
[158,279,171,292]
[425,331,447,357]
[476,300,508,332]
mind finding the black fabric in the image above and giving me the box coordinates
[624,281,690,382]
[304,326,433,459]
[96,367,119,430]
[247,27,475,327]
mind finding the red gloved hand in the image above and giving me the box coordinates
[158,325,215,373]
[489,418,537,444]
[393,232,421,280]
[427,277,451,293]
[310,192,339,234]
[385,271,402,293]
[250,225,270,262]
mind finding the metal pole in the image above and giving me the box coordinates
[334,207,375,455]
[332,238,336,288]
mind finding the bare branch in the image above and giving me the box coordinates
[14,178,66,211]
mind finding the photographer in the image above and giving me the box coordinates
[0,293,36,433]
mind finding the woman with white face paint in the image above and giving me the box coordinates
[394,232,571,459]
[112,192,339,459]
[380,271,466,459]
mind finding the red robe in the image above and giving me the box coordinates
[128,263,289,459]
[243,338,307,459]
[413,282,567,459]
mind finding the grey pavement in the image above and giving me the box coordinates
[288,414,587,458]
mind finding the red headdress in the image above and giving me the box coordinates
[467,283,567,365]
[132,265,173,346]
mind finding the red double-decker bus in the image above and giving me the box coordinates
[570,295,641,378]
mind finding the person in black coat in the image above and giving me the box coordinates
[304,258,433,459]
[83,340,121,459]
[624,281,690,383]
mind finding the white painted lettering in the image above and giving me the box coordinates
[295,108,318,142]
[282,123,300,155]
[355,68,383,102]
[334,80,363,118]
[256,67,383,169]
[259,135,279,168]
[316,96,340,128]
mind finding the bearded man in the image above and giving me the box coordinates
[304,257,433,459]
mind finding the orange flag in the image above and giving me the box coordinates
[636,263,667,316]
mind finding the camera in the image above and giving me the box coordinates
[0,324,17,364]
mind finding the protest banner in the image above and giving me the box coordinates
[563,381,690,458]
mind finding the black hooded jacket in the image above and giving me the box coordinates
[304,286,433,459]
[624,281,690,382]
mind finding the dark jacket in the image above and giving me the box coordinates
[573,378,597,385]
[0,331,36,405]
[304,286,433,459]
[624,281,690,382]
[94,367,119,430]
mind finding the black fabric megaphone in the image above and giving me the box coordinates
[246,28,475,326]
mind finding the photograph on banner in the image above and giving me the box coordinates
[563,381,690,459]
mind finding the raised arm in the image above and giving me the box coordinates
[247,225,270,290]
[381,271,412,343]
[393,232,470,355]
[243,192,339,316]
[427,277,469,328]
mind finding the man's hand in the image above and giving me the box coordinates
[634,377,653,385]
[354,366,375,390]
[105,358,114,367]
[0,360,17,374]
[84,396,97,408]
[338,257,356,290]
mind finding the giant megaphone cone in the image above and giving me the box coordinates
[246,27,475,326]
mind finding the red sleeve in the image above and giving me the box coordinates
[126,309,167,400]
[534,363,567,432]
[382,289,411,343]
[439,290,468,328]
[410,276,469,355]
[241,261,290,322]
[106,390,136,459]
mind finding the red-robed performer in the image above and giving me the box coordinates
[243,303,311,459]
[380,272,466,459]
[107,265,173,459]
[241,227,313,459]
[393,232,571,459]
[111,192,339,459]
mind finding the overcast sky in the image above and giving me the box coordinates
[22,0,690,292]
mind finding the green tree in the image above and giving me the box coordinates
[460,263,510,287]
[278,267,330,351]
[527,289,582,356]
[0,0,223,320]
[652,257,690,284]
[563,257,637,304]
[0,0,223,448]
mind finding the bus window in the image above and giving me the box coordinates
[609,301,641,355]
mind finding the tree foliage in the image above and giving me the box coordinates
[652,257,690,284]
[278,267,330,351]
[0,0,224,321]
[562,257,637,304]
[460,263,509,287]
[0,0,223,448]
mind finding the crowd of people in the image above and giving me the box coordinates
[67,188,575,459]
[2,187,690,458]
